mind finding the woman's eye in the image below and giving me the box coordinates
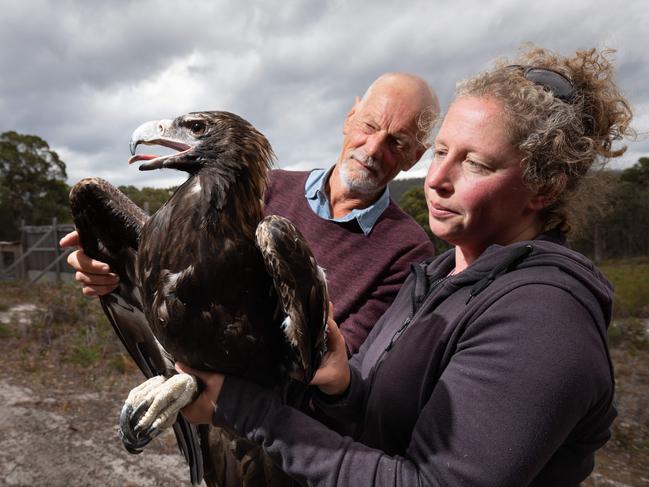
[466,159,490,173]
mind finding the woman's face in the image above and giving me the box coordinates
[425,96,543,256]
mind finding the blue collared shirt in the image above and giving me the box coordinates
[304,168,390,236]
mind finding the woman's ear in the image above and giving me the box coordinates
[528,174,567,211]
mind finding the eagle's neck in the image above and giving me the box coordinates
[190,163,266,240]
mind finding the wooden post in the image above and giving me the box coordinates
[18,219,26,280]
[53,217,61,281]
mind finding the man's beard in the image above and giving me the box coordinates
[338,149,385,195]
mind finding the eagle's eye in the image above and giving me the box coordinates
[189,121,206,137]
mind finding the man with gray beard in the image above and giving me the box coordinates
[263,72,439,354]
[62,72,439,355]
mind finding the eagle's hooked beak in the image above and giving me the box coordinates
[128,119,194,171]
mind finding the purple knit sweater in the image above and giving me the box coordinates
[264,169,434,354]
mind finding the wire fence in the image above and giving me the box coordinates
[0,218,75,285]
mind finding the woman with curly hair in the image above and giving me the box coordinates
[179,46,634,486]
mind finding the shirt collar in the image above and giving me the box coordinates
[304,167,390,235]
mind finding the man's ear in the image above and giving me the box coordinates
[343,96,361,134]
[402,144,428,171]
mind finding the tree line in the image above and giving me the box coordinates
[0,131,175,241]
[1,130,648,261]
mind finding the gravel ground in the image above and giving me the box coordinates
[0,374,193,487]
[0,303,193,487]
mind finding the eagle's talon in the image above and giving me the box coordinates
[132,400,151,433]
[119,373,198,455]
[119,405,137,450]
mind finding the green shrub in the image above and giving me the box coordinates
[0,322,11,338]
[608,318,648,350]
[600,263,649,318]
[69,344,102,367]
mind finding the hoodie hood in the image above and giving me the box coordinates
[421,235,614,335]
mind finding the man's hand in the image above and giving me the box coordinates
[310,303,351,396]
[175,362,225,425]
[59,230,119,296]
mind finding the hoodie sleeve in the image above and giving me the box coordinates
[213,374,429,486]
[213,282,614,486]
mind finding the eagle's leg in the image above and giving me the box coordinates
[119,373,198,453]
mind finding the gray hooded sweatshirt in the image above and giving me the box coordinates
[213,235,616,486]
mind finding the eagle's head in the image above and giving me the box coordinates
[128,111,275,177]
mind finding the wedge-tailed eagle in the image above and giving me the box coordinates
[69,111,328,486]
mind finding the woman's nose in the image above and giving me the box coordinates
[426,158,454,194]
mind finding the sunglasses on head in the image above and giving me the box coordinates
[507,65,577,103]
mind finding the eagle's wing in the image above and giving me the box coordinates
[69,177,161,374]
[255,215,328,383]
[69,177,204,485]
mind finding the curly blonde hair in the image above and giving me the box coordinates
[456,45,634,234]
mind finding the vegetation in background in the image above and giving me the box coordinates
[570,158,649,261]
[389,177,425,204]
[399,186,452,255]
[600,261,649,319]
[0,131,71,240]
[118,185,177,215]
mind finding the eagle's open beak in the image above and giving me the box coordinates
[128,119,193,171]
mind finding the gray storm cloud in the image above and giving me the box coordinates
[1,0,647,187]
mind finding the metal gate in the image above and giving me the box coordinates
[0,218,75,284]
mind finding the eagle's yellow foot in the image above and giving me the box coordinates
[119,373,198,453]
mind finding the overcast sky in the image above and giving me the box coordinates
[1,0,648,188]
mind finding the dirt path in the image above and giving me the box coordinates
[0,374,192,487]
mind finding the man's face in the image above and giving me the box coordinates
[338,89,423,194]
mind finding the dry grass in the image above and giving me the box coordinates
[0,281,137,378]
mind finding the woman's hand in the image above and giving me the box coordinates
[175,362,225,425]
[310,303,351,395]
[59,230,119,296]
